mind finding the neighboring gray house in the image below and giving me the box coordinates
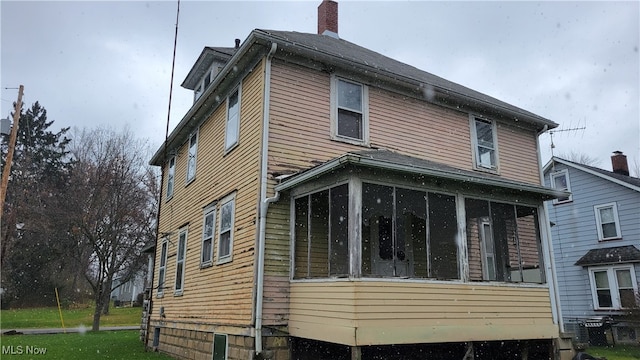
[544,151,640,345]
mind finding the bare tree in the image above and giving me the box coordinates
[558,151,601,167]
[68,127,157,331]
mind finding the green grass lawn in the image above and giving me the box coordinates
[0,330,173,360]
[587,345,640,360]
[0,306,141,329]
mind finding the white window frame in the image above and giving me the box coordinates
[470,115,499,171]
[201,205,216,267]
[217,193,236,264]
[194,65,214,103]
[157,237,168,297]
[166,156,175,199]
[479,219,497,281]
[550,169,572,204]
[588,265,637,310]
[186,131,198,184]
[212,333,228,360]
[594,202,622,241]
[224,87,241,152]
[331,76,369,145]
[174,227,188,295]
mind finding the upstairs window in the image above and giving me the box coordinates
[225,88,240,151]
[201,206,216,266]
[186,132,198,183]
[594,202,622,240]
[174,228,188,294]
[166,156,175,199]
[471,116,498,170]
[589,266,637,309]
[332,77,368,144]
[550,169,572,203]
[217,193,235,264]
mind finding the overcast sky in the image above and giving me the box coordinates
[2,1,638,172]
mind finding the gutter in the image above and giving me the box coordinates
[255,42,278,356]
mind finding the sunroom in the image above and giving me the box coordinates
[276,150,567,346]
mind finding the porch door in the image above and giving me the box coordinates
[370,216,409,277]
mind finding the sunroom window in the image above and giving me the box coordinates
[361,183,459,279]
[465,199,544,283]
[293,184,349,278]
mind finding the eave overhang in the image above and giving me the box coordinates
[275,150,569,201]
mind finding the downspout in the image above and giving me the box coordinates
[536,124,565,333]
[255,42,278,356]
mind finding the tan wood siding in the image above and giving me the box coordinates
[289,281,557,346]
[268,60,542,185]
[152,60,265,327]
[263,194,291,325]
[497,122,541,184]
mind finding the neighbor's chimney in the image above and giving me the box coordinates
[318,0,338,38]
[235,38,241,49]
[611,151,630,176]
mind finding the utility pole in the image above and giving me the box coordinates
[0,85,24,214]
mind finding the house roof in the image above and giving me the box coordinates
[256,29,557,131]
[275,149,568,201]
[574,245,640,266]
[543,157,640,192]
[151,29,558,166]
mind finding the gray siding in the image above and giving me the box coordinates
[544,162,640,320]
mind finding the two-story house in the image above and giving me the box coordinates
[147,1,570,359]
[544,152,640,346]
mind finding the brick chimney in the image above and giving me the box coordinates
[318,0,338,38]
[611,151,629,176]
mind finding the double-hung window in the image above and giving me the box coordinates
[186,132,198,183]
[589,266,637,309]
[225,88,240,151]
[471,116,498,170]
[201,206,216,266]
[333,77,368,144]
[217,194,235,263]
[166,157,175,199]
[594,202,622,240]
[157,238,168,296]
[174,228,188,294]
[550,169,572,203]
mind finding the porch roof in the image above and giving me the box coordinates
[575,245,640,266]
[274,149,568,201]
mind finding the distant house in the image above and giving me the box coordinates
[146,1,571,359]
[544,151,640,345]
[111,272,145,306]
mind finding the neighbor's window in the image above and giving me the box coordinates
[174,228,188,294]
[167,156,175,198]
[225,88,240,151]
[213,334,228,360]
[594,202,622,240]
[471,116,498,170]
[465,199,544,283]
[361,183,459,279]
[217,194,235,263]
[550,169,572,203]
[201,206,216,266]
[589,266,637,309]
[293,184,349,278]
[186,132,198,183]
[333,77,368,143]
[157,238,168,296]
